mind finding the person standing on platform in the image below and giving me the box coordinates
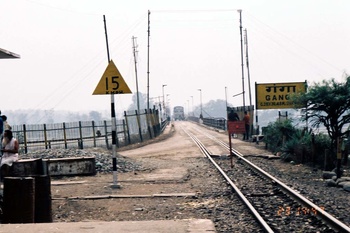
[1,115,11,131]
[228,109,239,138]
[228,109,240,122]
[1,130,19,179]
[243,111,250,141]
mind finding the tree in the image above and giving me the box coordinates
[293,76,350,147]
[127,92,154,112]
[193,99,227,118]
[292,76,350,177]
[89,111,102,122]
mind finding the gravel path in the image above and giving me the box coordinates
[19,121,350,232]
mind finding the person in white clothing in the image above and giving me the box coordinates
[1,115,11,131]
[1,130,19,179]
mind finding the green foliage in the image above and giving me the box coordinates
[291,75,350,149]
[263,119,296,153]
[313,133,333,166]
[280,129,311,162]
[264,120,332,167]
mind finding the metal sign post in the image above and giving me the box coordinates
[227,121,246,168]
[93,15,132,188]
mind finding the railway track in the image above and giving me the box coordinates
[182,124,350,233]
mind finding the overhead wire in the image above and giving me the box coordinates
[22,6,345,123]
[31,12,148,123]
[244,11,343,76]
[45,14,145,101]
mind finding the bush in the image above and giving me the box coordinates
[313,133,332,168]
[263,119,332,167]
[280,128,312,163]
[263,119,296,153]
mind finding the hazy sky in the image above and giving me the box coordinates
[1,0,349,116]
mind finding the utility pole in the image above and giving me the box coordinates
[198,89,202,118]
[190,96,194,116]
[225,86,228,131]
[187,100,190,117]
[244,29,254,140]
[132,36,140,113]
[162,84,167,120]
[238,9,246,110]
[147,10,151,111]
[166,94,170,118]
[103,15,119,188]
[244,29,252,112]
[225,86,228,111]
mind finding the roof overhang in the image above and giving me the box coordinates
[0,48,20,59]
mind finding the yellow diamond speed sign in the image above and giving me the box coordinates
[93,60,132,95]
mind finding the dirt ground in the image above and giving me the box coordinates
[50,121,349,224]
[52,122,203,197]
[51,121,216,222]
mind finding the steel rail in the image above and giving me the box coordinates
[182,126,274,233]
[201,131,350,233]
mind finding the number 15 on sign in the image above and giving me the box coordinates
[93,60,132,95]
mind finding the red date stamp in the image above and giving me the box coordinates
[277,206,325,216]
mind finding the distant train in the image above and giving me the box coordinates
[173,106,185,121]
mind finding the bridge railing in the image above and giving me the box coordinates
[12,109,168,154]
[187,116,227,131]
[202,117,227,130]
